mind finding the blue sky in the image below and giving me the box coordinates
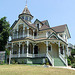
[0,0,75,45]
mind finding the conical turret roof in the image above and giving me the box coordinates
[22,5,31,15]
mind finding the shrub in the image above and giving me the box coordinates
[71,63,75,68]
[45,58,49,65]
[67,58,71,65]
[0,60,5,65]
[22,60,24,64]
[12,60,15,64]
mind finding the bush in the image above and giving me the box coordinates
[67,58,71,65]
[0,60,5,65]
[12,60,15,64]
[71,63,75,68]
[45,58,49,65]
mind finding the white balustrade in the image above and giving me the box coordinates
[11,53,46,58]
[58,35,67,43]
[35,35,46,39]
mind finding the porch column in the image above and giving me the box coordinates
[66,45,68,56]
[22,44,24,54]
[12,43,13,54]
[9,50,11,64]
[23,25,25,37]
[33,30,35,39]
[27,27,29,37]
[18,42,20,57]
[17,30,18,38]
[17,25,18,38]
[33,44,35,54]
[13,30,15,39]
[46,31,48,38]
[63,45,65,56]
[27,41,29,57]
[58,42,60,54]
[46,41,48,54]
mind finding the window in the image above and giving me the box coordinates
[29,17,31,21]
[37,24,39,30]
[25,16,28,20]
[48,45,52,51]
[48,31,51,36]
[22,16,24,19]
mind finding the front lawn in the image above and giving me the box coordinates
[0,65,75,75]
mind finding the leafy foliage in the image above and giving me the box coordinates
[0,17,10,51]
[71,63,75,68]
[71,49,75,57]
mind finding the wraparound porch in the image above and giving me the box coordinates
[10,40,68,66]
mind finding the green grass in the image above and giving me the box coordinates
[0,65,75,75]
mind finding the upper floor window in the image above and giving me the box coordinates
[22,16,24,19]
[48,31,51,37]
[37,24,39,30]
[29,17,31,21]
[48,45,52,51]
[60,34,63,37]
[25,16,28,20]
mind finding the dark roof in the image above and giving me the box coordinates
[11,20,18,29]
[41,20,48,24]
[51,24,66,33]
[39,24,50,30]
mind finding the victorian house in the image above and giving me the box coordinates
[10,4,71,66]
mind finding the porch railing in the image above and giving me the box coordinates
[59,53,68,66]
[58,35,67,43]
[35,35,46,39]
[11,53,46,58]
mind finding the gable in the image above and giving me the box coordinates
[13,19,25,29]
[64,25,71,39]
[41,20,50,27]
[48,33,59,40]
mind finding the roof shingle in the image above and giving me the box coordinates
[51,24,67,33]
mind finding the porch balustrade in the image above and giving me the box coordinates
[58,35,67,43]
[12,33,46,40]
[11,53,46,58]
[35,35,46,39]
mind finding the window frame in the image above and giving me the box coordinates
[48,44,52,52]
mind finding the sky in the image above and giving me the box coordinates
[0,0,75,45]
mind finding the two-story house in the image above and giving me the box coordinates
[10,4,71,66]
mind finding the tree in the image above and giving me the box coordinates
[0,17,10,51]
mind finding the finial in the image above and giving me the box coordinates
[26,0,27,6]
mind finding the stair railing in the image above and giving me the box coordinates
[59,53,68,66]
[46,52,54,66]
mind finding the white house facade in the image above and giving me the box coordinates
[10,4,71,66]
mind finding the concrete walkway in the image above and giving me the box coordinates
[54,66,75,70]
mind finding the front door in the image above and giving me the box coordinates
[34,46,38,54]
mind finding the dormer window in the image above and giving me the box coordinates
[25,16,28,20]
[37,24,39,30]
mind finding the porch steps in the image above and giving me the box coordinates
[54,58,65,66]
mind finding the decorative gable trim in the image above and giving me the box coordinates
[34,19,43,25]
[48,33,59,40]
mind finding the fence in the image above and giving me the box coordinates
[0,51,6,64]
